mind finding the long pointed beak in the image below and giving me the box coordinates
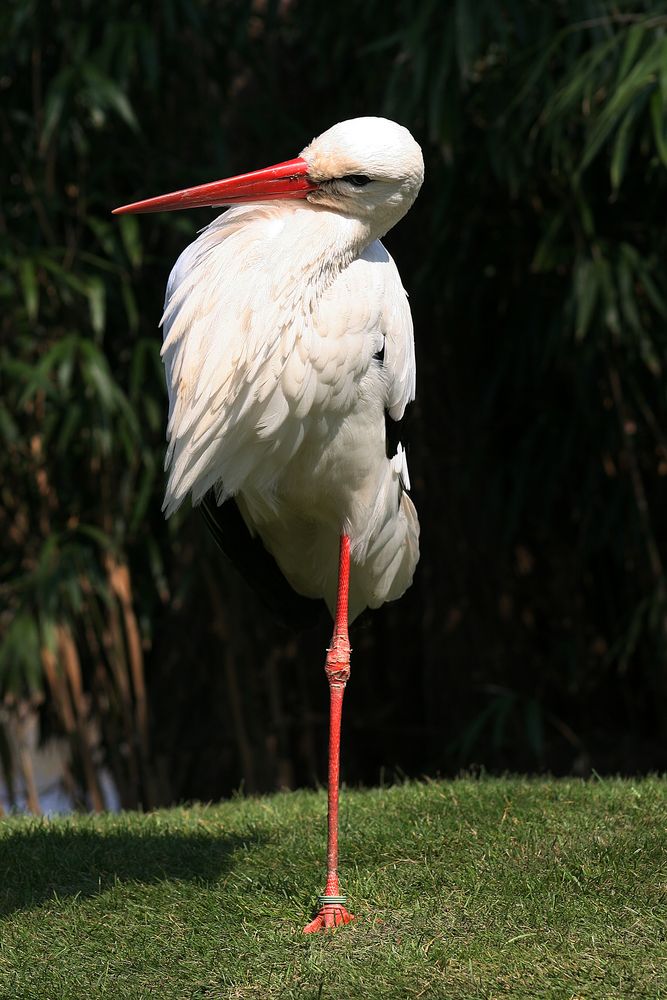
[112,156,316,215]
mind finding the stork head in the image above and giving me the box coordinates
[300,117,424,235]
[113,117,423,236]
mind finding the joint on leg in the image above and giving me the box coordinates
[325,663,350,686]
[325,635,351,685]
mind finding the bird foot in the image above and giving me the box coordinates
[303,900,355,934]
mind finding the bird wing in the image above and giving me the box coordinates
[160,206,415,517]
[317,238,415,422]
[366,240,416,423]
[160,204,311,515]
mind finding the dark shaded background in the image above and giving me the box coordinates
[3,1,667,810]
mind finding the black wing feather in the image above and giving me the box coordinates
[200,491,325,631]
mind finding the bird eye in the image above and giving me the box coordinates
[342,175,372,187]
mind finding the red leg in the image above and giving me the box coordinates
[303,534,355,933]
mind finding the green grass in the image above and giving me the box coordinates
[1,778,666,999]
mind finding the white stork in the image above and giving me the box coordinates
[113,117,424,932]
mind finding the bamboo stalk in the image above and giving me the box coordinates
[58,625,105,812]
[15,705,41,815]
[41,644,75,734]
[102,583,141,804]
[80,600,132,808]
[106,554,155,808]
[0,712,15,810]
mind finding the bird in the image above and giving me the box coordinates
[113,117,424,932]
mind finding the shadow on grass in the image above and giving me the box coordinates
[0,824,266,917]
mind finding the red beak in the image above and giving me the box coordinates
[112,156,316,215]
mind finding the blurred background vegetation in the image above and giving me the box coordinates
[3,0,667,812]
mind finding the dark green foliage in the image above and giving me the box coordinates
[3,1,667,805]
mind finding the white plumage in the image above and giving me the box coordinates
[124,118,424,620]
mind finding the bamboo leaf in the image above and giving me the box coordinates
[86,277,106,335]
[81,64,139,132]
[40,67,74,151]
[574,257,599,341]
[640,269,667,317]
[129,461,156,532]
[0,405,19,443]
[119,215,142,267]
[661,40,667,103]
[81,345,115,410]
[121,281,139,333]
[616,24,645,84]
[650,86,667,168]
[617,249,641,333]
[610,101,642,191]
[596,257,620,338]
[19,259,39,321]
[581,40,663,173]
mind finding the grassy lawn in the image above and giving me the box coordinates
[0,778,666,999]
